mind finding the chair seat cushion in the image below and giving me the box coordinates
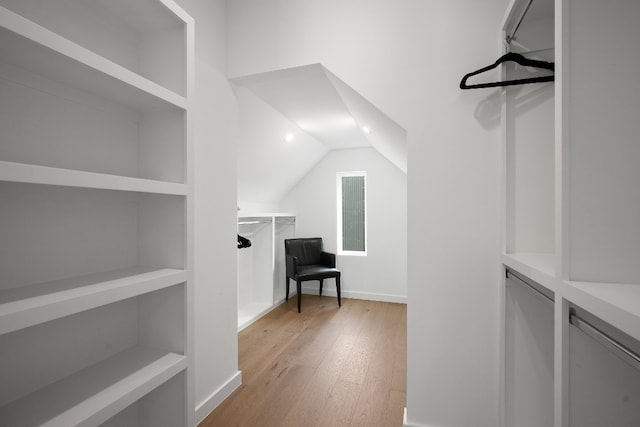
[295,265,340,280]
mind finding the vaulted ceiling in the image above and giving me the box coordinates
[232,63,406,206]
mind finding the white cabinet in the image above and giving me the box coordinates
[0,1,194,425]
[237,214,294,330]
[500,0,640,425]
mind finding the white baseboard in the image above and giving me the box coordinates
[238,301,283,331]
[403,407,437,427]
[301,285,407,304]
[195,370,242,424]
[237,287,406,332]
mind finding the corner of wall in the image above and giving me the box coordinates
[403,407,433,427]
[195,370,242,425]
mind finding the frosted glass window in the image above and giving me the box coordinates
[337,172,367,255]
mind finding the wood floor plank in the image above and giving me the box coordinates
[351,331,397,426]
[280,333,358,426]
[199,297,407,427]
[243,363,316,427]
[328,298,372,335]
[350,377,390,427]
[339,333,376,385]
[391,327,407,392]
[317,379,362,427]
[384,389,407,427]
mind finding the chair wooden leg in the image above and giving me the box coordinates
[285,278,289,301]
[336,275,341,307]
[296,280,302,313]
[319,279,324,296]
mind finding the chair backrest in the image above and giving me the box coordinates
[284,238,323,266]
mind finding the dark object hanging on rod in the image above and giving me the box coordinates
[237,234,251,249]
[459,52,554,90]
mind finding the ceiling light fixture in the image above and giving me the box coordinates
[284,133,295,143]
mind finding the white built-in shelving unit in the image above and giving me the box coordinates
[237,214,294,330]
[500,0,640,426]
[273,216,296,303]
[0,0,194,425]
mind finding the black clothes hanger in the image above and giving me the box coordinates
[237,234,252,249]
[460,52,554,90]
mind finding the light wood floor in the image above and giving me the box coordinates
[198,295,407,427]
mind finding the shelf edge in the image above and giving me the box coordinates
[502,252,557,293]
[54,352,187,427]
[0,6,187,111]
[562,281,640,343]
[0,349,187,427]
[0,161,188,195]
[0,268,187,335]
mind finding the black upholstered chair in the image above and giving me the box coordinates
[284,238,341,313]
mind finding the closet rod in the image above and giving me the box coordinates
[570,312,640,373]
[521,47,554,55]
[506,0,533,45]
[507,270,554,304]
[508,41,554,55]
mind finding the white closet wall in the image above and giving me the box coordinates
[501,0,640,426]
[0,0,194,425]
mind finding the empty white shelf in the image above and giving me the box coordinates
[502,252,556,293]
[0,346,186,427]
[0,161,188,195]
[0,267,187,335]
[0,6,186,112]
[563,281,640,343]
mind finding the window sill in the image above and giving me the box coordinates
[338,251,367,257]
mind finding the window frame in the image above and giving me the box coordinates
[336,171,367,256]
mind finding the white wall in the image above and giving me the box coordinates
[227,1,506,426]
[279,148,407,301]
[171,0,241,423]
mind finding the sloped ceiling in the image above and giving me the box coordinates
[234,86,329,205]
[324,69,407,172]
[232,63,407,206]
